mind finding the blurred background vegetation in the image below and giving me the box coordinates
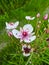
[0,0,29,15]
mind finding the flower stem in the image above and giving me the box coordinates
[25,52,33,65]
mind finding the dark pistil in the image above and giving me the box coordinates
[24,47,31,53]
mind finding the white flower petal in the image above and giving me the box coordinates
[12,29,20,38]
[28,45,31,49]
[14,21,19,28]
[6,22,10,29]
[31,17,35,20]
[6,22,8,26]
[25,16,31,20]
[23,52,30,57]
[22,44,27,51]
[22,44,27,48]
[23,24,33,33]
[24,36,36,43]
[25,16,35,20]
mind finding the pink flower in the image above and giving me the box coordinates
[8,32,13,37]
[22,44,34,57]
[12,24,36,43]
[43,14,48,20]
[6,21,19,29]
[36,13,40,18]
[22,44,31,57]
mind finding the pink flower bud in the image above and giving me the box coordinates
[36,13,40,18]
[8,32,13,37]
[43,14,48,20]
[45,29,49,34]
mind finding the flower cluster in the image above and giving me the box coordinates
[6,21,19,36]
[6,21,36,56]
[5,13,49,56]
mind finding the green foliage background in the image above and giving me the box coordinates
[0,0,49,65]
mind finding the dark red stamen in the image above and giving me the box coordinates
[22,31,28,37]
[24,47,31,53]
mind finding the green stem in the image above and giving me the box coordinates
[25,52,33,65]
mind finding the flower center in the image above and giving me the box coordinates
[24,47,31,53]
[22,31,28,37]
[9,22,14,25]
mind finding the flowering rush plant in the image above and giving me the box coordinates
[5,13,49,57]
